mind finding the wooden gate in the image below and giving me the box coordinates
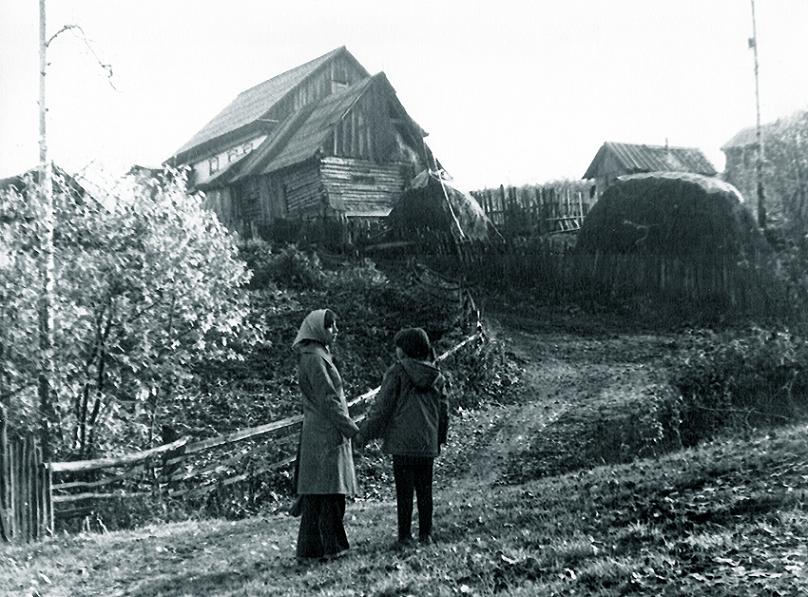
[0,406,53,542]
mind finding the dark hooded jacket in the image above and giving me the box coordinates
[359,358,448,457]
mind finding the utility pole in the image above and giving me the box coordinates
[750,0,766,229]
[38,0,56,461]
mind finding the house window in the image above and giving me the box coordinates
[228,148,240,163]
[209,156,219,175]
[243,141,253,154]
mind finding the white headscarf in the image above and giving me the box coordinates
[292,309,330,349]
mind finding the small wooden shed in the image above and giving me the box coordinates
[583,141,717,200]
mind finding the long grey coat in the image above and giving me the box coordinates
[295,336,358,496]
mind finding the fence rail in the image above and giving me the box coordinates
[1,266,483,542]
[40,327,482,525]
[2,333,483,538]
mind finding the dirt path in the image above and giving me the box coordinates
[438,309,674,487]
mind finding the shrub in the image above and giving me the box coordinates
[670,327,808,445]
[238,239,276,290]
[324,257,386,292]
[238,241,330,290]
[266,244,325,289]
[0,172,256,458]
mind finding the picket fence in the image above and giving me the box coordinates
[472,181,596,236]
[0,408,53,542]
[0,270,483,542]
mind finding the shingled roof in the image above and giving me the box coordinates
[194,73,421,189]
[170,46,368,163]
[583,141,717,179]
[239,76,378,178]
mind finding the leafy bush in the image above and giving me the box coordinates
[238,239,276,290]
[0,171,256,458]
[324,257,386,291]
[266,244,325,290]
[670,327,808,446]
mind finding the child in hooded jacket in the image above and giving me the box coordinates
[356,327,448,546]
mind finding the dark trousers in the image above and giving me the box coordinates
[296,494,350,559]
[392,456,434,541]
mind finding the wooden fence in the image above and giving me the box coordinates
[0,407,53,542]
[44,327,482,531]
[472,181,597,236]
[0,275,483,542]
[413,234,791,315]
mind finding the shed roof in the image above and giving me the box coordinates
[170,46,368,163]
[583,141,717,179]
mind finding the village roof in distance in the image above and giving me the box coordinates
[583,141,717,179]
[169,46,369,163]
[721,109,808,150]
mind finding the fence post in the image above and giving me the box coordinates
[0,405,9,542]
[20,437,29,541]
[161,440,187,499]
[28,435,38,541]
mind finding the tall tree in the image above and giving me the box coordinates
[38,0,56,460]
[750,0,766,229]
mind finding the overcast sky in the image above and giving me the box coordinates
[1,0,807,190]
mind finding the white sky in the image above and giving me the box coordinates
[1,0,807,190]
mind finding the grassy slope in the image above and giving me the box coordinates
[3,425,806,596]
[4,305,808,596]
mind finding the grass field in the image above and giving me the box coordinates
[3,310,807,596]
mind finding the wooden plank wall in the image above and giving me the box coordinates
[277,164,323,218]
[269,55,367,121]
[320,157,407,216]
[0,406,52,543]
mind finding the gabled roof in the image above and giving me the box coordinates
[239,76,376,177]
[721,110,808,150]
[0,163,88,198]
[583,141,716,179]
[169,46,369,163]
[198,73,422,187]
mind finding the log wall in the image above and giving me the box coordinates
[320,157,409,217]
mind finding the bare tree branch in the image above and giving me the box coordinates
[46,23,116,90]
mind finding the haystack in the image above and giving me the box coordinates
[387,170,498,242]
[576,172,770,258]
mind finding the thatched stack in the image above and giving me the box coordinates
[576,172,770,258]
[387,170,497,242]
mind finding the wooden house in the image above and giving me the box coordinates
[583,141,716,200]
[165,46,435,241]
[722,110,808,231]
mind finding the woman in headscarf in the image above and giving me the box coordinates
[293,308,359,562]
